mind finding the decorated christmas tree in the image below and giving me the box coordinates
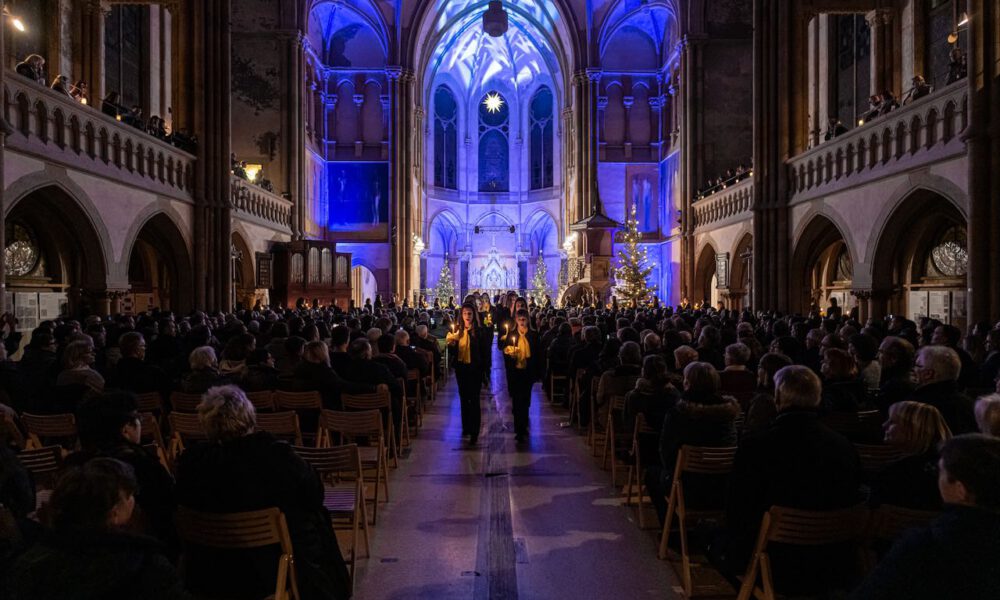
[614,204,657,307]
[435,260,456,304]
[531,253,551,301]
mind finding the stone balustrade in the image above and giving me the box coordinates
[4,71,194,200]
[231,176,293,232]
[692,176,754,230]
[788,81,968,202]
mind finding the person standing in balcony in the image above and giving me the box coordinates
[947,47,968,85]
[102,91,123,119]
[824,116,848,141]
[50,75,72,98]
[70,80,88,104]
[14,54,45,85]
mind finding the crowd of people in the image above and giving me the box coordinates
[231,154,275,193]
[13,53,198,154]
[695,162,752,200]
[0,293,998,598]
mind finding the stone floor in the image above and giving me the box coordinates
[351,346,680,599]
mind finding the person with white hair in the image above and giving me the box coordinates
[180,345,228,394]
[175,385,352,600]
[974,394,1000,437]
[909,345,976,433]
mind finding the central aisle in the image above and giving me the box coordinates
[354,345,679,599]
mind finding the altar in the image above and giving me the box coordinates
[470,246,518,290]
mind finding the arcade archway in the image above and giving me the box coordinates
[790,214,853,315]
[127,213,193,314]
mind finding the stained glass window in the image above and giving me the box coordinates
[930,226,968,278]
[4,223,39,277]
[478,91,509,192]
[434,86,458,189]
[530,86,554,189]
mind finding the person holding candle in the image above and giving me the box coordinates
[446,302,492,445]
[504,309,542,442]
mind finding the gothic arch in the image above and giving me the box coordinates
[790,214,854,313]
[127,212,195,314]
[693,241,718,305]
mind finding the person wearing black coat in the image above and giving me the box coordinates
[502,309,542,442]
[447,303,492,445]
[174,386,351,600]
[852,434,1000,600]
[875,336,917,417]
[909,346,976,433]
[721,365,862,596]
[645,362,739,525]
[5,458,189,600]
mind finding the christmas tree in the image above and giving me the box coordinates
[531,253,551,301]
[435,260,456,304]
[614,204,657,307]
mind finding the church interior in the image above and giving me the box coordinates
[2,1,1000,599]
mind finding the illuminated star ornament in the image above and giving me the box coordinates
[483,92,504,113]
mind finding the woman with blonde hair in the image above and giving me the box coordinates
[870,400,952,509]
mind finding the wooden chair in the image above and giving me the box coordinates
[413,347,436,403]
[855,443,904,478]
[821,410,882,441]
[549,370,569,406]
[139,411,166,449]
[623,413,659,529]
[273,390,322,443]
[863,504,937,571]
[318,409,389,525]
[395,377,411,448]
[16,445,63,490]
[601,395,629,486]
[658,445,738,596]
[167,412,207,458]
[342,390,398,467]
[143,442,174,474]
[588,383,602,455]
[246,390,276,412]
[256,411,304,446]
[135,392,164,414]
[175,506,301,600]
[21,413,77,450]
[405,368,423,431]
[170,391,203,413]
[293,444,369,590]
[736,505,869,600]
[568,368,587,433]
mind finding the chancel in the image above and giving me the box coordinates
[1,1,999,600]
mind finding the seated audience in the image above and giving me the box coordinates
[242,348,279,392]
[853,434,1000,599]
[974,394,1000,437]
[742,352,793,436]
[293,340,373,410]
[646,361,740,525]
[875,336,917,416]
[869,401,951,510]
[6,458,188,599]
[55,338,105,400]
[723,365,861,595]
[180,346,228,394]
[909,345,976,433]
[111,331,168,394]
[66,392,176,545]
[623,354,679,441]
[595,341,643,428]
[849,333,881,392]
[821,348,866,412]
[719,342,756,411]
[174,386,351,599]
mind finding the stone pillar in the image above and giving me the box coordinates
[353,93,365,157]
[572,69,601,229]
[867,10,893,99]
[965,0,1000,324]
[327,93,338,153]
[751,2,810,312]
[78,0,107,106]
[648,94,663,159]
[380,93,390,159]
[622,94,634,159]
[288,33,305,240]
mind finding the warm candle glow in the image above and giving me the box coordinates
[11,17,26,32]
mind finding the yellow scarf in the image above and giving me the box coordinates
[457,328,472,364]
[514,332,530,369]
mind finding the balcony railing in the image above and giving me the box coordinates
[692,176,754,230]
[231,176,293,233]
[4,71,194,200]
[788,81,968,202]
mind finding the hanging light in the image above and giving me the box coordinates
[483,1,508,37]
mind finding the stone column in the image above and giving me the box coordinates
[353,93,365,157]
[867,10,893,99]
[648,94,663,159]
[78,0,107,106]
[327,93,338,155]
[965,0,1000,324]
[751,1,810,312]
[380,93,390,159]
[623,94,634,159]
[572,69,601,227]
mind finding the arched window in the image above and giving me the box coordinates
[478,91,509,192]
[530,86,554,189]
[434,86,458,189]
